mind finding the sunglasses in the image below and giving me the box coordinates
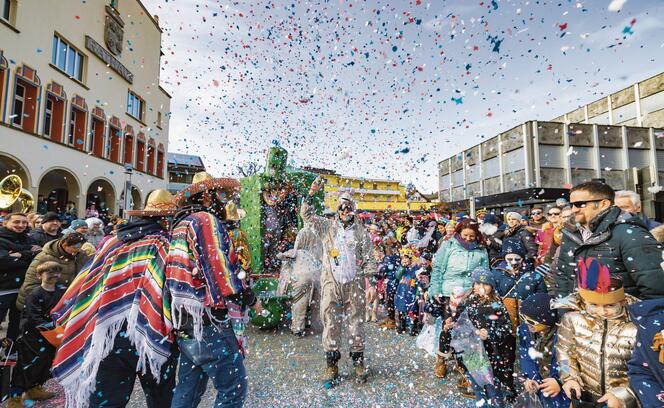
[519,314,546,328]
[531,211,542,215]
[570,198,606,209]
[339,205,353,212]
[547,212,561,216]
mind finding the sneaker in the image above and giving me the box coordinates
[354,361,367,384]
[26,385,55,401]
[322,364,339,383]
[379,318,396,329]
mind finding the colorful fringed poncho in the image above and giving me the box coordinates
[50,232,173,408]
[166,211,244,339]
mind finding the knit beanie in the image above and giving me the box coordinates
[42,211,60,223]
[506,211,522,221]
[70,219,87,230]
[520,293,558,327]
[500,237,527,259]
[482,213,501,226]
[471,266,496,288]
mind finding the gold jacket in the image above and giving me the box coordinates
[553,293,639,408]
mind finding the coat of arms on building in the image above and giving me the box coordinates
[104,3,124,56]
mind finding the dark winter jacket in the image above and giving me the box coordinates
[554,206,664,300]
[394,265,421,314]
[28,227,62,248]
[517,325,569,408]
[377,254,400,295]
[486,228,506,265]
[493,262,548,301]
[0,227,38,291]
[627,298,664,407]
[502,225,538,263]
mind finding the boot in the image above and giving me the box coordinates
[7,397,22,408]
[434,356,447,378]
[378,317,396,329]
[26,385,55,401]
[455,362,471,388]
[322,351,340,384]
[350,352,367,384]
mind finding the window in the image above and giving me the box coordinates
[68,110,77,145]
[44,98,53,137]
[12,83,24,126]
[2,0,10,21]
[156,111,162,128]
[51,35,84,81]
[127,91,144,121]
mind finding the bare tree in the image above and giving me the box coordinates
[237,162,264,177]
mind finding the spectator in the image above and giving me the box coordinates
[518,293,569,408]
[528,206,546,231]
[16,232,88,311]
[85,203,99,219]
[377,242,400,330]
[615,189,661,230]
[479,213,504,264]
[554,259,638,407]
[429,218,489,378]
[555,181,664,300]
[25,213,42,233]
[0,213,40,341]
[502,212,538,264]
[627,298,664,407]
[7,261,64,407]
[62,219,88,236]
[535,206,562,265]
[85,217,105,248]
[28,211,62,247]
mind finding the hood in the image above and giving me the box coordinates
[628,297,664,320]
[590,206,647,233]
[117,218,164,243]
[0,227,29,242]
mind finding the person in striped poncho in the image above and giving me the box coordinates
[50,189,179,408]
[167,172,261,408]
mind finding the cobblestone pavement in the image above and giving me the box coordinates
[26,323,478,408]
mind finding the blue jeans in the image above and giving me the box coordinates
[171,322,247,408]
[466,372,505,407]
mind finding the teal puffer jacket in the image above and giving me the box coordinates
[429,237,489,297]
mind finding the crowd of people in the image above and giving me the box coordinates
[340,181,663,407]
[0,176,663,407]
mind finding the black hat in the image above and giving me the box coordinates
[41,212,60,224]
[520,293,557,327]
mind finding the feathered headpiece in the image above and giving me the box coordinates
[399,246,418,259]
[577,257,625,305]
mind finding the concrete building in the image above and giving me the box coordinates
[167,152,206,194]
[303,167,436,212]
[0,0,170,217]
[438,72,664,219]
[552,72,664,127]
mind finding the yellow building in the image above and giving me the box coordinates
[0,0,170,216]
[303,167,436,212]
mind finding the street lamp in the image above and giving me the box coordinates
[123,164,133,216]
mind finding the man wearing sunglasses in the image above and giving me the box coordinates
[554,181,664,302]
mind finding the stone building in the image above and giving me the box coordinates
[0,0,170,216]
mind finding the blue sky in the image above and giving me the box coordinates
[144,0,664,192]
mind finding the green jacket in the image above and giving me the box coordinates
[16,239,88,310]
[429,237,489,297]
[554,206,664,300]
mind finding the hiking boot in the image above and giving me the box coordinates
[322,351,340,384]
[459,386,476,399]
[457,375,472,389]
[7,397,22,408]
[26,385,55,401]
[351,352,367,384]
[434,356,447,378]
[379,317,396,329]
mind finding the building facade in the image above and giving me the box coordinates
[438,72,664,219]
[167,152,206,194]
[0,0,170,216]
[303,167,436,212]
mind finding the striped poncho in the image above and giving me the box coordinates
[166,211,244,339]
[50,232,173,408]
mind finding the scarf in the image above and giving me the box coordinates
[454,234,480,251]
[51,233,173,408]
[165,211,243,340]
